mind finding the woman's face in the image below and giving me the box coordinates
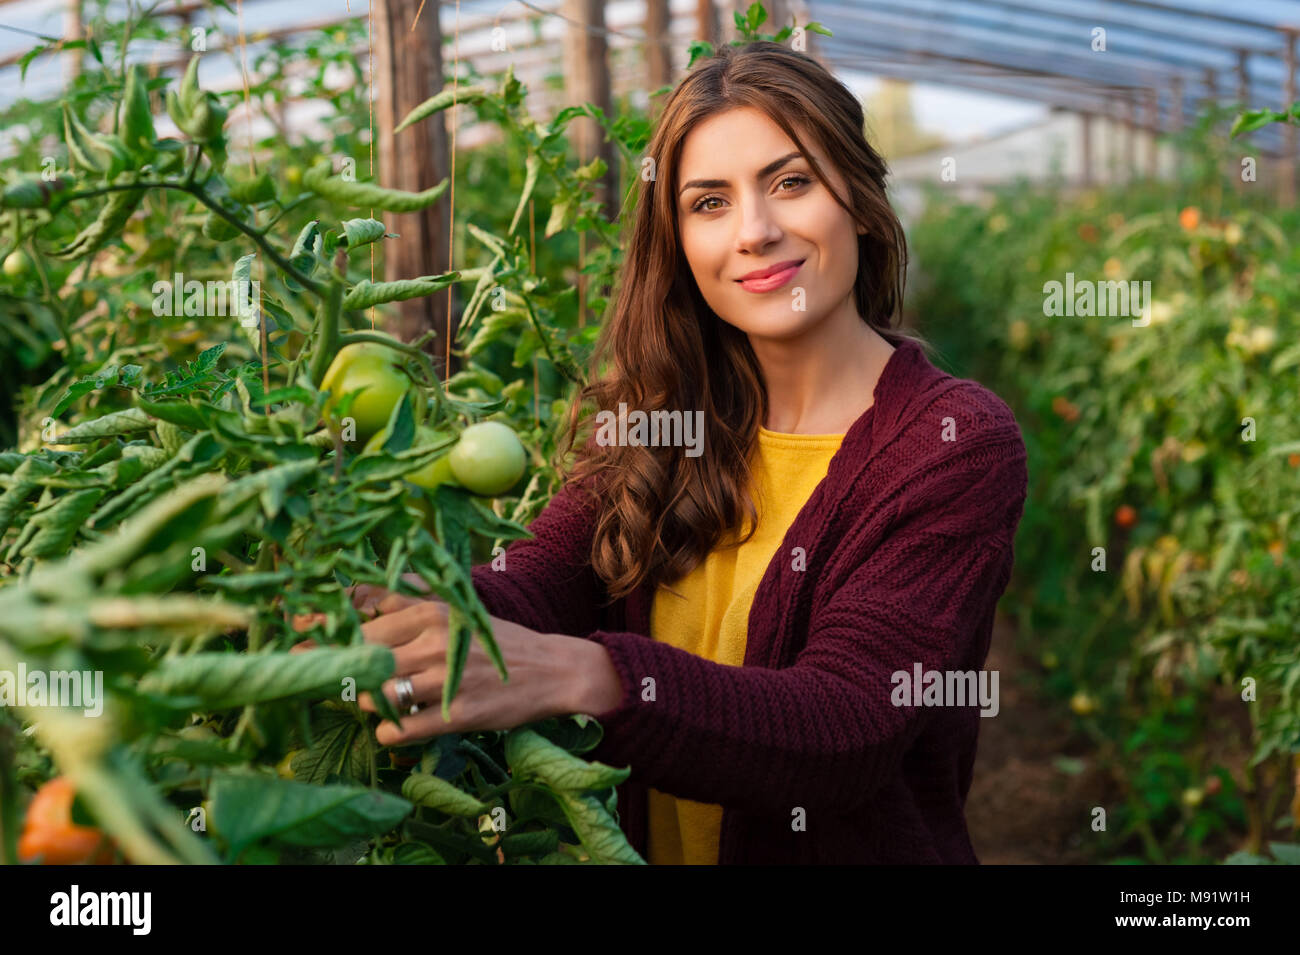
[674,106,865,342]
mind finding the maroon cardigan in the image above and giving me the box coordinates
[470,339,1028,863]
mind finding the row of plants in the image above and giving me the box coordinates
[908,108,1300,863]
[0,6,654,862]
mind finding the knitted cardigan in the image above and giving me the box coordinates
[470,338,1028,863]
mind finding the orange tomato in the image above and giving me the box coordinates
[1077,223,1099,243]
[18,778,115,864]
[1288,453,1300,468]
[1051,395,1080,423]
[1114,505,1138,529]
[1179,206,1200,231]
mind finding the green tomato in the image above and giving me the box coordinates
[3,249,32,278]
[448,421,527,496]
[320,337,410,445]
[285,164,303,186]
[411,450,458,491]
[363,425,460,491]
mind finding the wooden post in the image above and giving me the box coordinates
[563,0,619,221]
[1145,87,1158,179]
[374,0,455,372]
[1123,96,1136,182]
[63,0,82,85]
[1282,29,1297,208]
[645,0,672,98]
[697,0,718,45]
[1080,111,1093,187]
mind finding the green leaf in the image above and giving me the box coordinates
[500,828,559,858]
[209,772,411,856]
[1268,842,1300,864]
[342,273,460,310]
[1230,108,1287,138]
[401,772,489,817]
[286,221,321,293]
[120,64,157,158]
[291,703,370,784]
[340,218,390,249]
[303,160,450,212]
[227,171,276,204]
[137,644,394,710]
[552,790,643,864]
[503,727,629,792]
[509,153,541,236]
[20,488,106,559]
[54,407,154,444]
[134,396,210,430]
[394,85,488,134]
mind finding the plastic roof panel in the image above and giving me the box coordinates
[811,0,1300,154]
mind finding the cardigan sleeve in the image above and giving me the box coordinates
[581,438,1027,818]
[469,476,606,640]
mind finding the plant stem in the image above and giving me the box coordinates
[61,180,322,295]
[308,271,344,387]
[457,737,510,784]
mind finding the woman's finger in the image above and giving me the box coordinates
[375,705,459,746]
[359,667,446,714]
[290,638,319,654]
[359,599,449,648]
[291,612,327,633]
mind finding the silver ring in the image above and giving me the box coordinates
[394,677,415,711]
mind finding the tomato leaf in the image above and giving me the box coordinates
[209,772,411,856]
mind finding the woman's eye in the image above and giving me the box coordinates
[690,175,811,214]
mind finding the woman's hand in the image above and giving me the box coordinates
[291,585,626,745]
[354,599,599,745]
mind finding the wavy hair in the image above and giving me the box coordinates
[554,40,928,603]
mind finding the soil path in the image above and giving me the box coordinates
[965,613,1114,864]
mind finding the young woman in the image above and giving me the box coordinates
[344,41,1028,864]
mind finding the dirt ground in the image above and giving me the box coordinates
[965,612,1116,864]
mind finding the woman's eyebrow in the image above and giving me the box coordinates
[678,150,805,197]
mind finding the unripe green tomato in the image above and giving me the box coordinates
[3,249,32,278]
[448,421,527,496]
[286,165,303,186]
[320,337,410,445]
[362,425,460,490]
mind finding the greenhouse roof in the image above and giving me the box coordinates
[0,0,1296,153]
[811,0,1300,154]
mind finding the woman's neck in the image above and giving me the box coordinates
[755,308,895,435]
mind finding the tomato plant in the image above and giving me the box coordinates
[0,32,650,865]
[910,107,1300,862]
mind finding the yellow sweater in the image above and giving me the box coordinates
[646,425,846,865]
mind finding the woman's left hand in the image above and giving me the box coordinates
[298,595,603,746]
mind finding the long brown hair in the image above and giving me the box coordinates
[555,40,928,603]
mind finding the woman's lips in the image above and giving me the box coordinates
[738,259,804,293]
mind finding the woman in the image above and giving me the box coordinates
[344,41,1027,864]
